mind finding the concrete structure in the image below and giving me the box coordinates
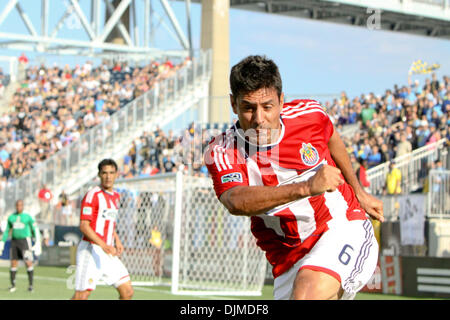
[201,0,230,123]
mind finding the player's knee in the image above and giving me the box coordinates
[119,286,134,300]
[291,269,341,300]
[72,291,91,300]
[291,286,338,300]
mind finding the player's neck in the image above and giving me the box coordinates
[101,186,114,194]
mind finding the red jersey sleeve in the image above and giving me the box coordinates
[322,110,334,143]
[80,190,99,221]
[204,134,248,199]
[282,99,334,143]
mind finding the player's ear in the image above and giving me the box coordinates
[279,92,284,106]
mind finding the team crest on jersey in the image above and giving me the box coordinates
[221,172,243,184]
[299,143,319,166]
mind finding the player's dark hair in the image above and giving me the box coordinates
[98,158,118,172]
[229,55,282,100]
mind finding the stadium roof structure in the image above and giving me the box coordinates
[193,0,450,40]
[0,0,195,60]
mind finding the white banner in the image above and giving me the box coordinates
[398,194,426,246]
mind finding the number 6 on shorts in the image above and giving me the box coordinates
[338,244,354,265]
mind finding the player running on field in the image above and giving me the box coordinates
[71,158,133,300]
[0,199,41,293]
[204,55,384,300]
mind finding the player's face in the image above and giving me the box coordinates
[16,200,23,213]
[98,165,118,191]
[231,87,284,145]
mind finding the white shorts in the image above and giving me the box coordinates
[274,219,379,300]
[74,240,130,292]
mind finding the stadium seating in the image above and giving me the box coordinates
[0,58,186,183]
[0,52,212,221]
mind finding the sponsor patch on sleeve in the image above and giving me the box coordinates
[82,207,92,216]
[221,172,243,184]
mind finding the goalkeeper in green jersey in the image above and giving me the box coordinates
[0,200,41,292]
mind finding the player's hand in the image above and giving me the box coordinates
[115,241,124,256]
[307,165,345,196]
[356,191,385,223]
[0,241,4,256]
[101,244,117,256]
[32,243,42,256]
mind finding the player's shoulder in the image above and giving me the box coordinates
[22,213,33,220]
[83,185,102,203]
[205,127,236,153]
[281,99,328,120]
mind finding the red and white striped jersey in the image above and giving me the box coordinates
[80,186,120,246]
[204,99,368,278]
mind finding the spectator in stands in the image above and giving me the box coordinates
[385,161,402,195]
[426,124,442,145]
[380,143,393,163]
[58,190,73,225]
[18,52,28,65]
[360,103,376,127]
[38,184,53,222]
[415,120,430,148]
[396,132,412,158]
[431,73,440,92]
[367,145,382,168]
[356,158,371,192]
[430,159,445,210]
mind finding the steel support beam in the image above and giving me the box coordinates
[0,0,192,58]
[160,0,190,50]
[98,0,132,43]
[104,0,133,46]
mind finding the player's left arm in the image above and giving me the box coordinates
[327,129,384,222]
[29,215,42,255]
[113,230,124,256]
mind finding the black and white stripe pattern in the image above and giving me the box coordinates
[343,220,375,293]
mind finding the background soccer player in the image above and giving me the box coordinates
[71,158,133,300]
[205,55,384,300]
[0,199,41,293]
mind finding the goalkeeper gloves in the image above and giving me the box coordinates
[0,241,4,256]
[32,243,42,257]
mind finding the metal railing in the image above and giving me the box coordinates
[0,50,212,220]
[427,169,450,218]
[367,139,448,195]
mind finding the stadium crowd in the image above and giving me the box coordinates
[115,73,449,179]
[0,55,189,185]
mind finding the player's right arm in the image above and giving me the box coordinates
[79,220,116,256]
[219,165,344,217]
[1,217,11,242]
[79,192,116,256]
[204,137,343,217]
[0,217,11,254]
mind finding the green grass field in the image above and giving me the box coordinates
[0,266,443,300]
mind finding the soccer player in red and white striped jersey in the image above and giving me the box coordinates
[204,55,384,300]
[71,159,133,300]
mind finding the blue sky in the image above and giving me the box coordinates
[0,1,448,100]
